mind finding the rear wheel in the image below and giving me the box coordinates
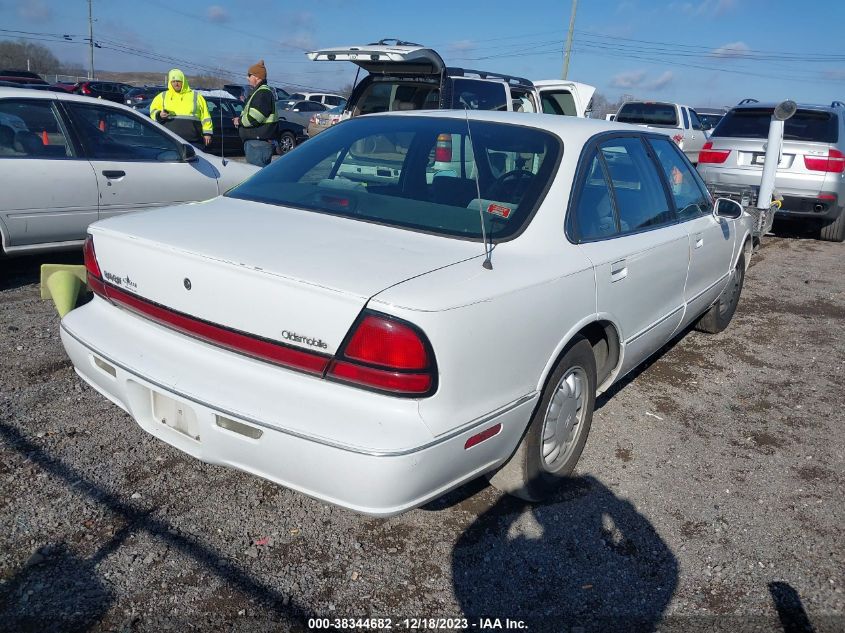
[487,336,596,502]
[277,131,296,155]
[819,211,845,242]
[696,252,745,334]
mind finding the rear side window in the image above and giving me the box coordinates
[450,79,508,112]
[227,116,561,241]
[541,90,578,116]
[713,108,839,143]
[616,103,679,127]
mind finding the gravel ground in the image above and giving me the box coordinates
[0,230,842,633]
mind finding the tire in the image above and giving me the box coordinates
[695,252,745,334]
[277,131,296,155]
[819,211,845,242]
[487,336,596,502]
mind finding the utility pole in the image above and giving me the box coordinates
[87,0,94,80]
[562,0,578,79]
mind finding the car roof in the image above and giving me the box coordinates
[374,109,660,144]
[0,86,151,110]
[731,102,842,113]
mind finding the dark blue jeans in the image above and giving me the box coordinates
[244,139,273,167]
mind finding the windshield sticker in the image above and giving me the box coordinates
[486,203,513,219]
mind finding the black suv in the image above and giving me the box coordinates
[307,39,537,118]
[74,81,133,103]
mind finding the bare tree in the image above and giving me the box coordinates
[0,40,61,76]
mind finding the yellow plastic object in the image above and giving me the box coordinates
[40,264,88,317]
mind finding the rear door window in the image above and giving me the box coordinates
[712,108,839,143]
[0,99,75,158]
[599,137,673,232]
[648,137,711,220]
[616,103,679,127]
[570,152,618,240]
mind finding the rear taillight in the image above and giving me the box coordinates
[434,133,452,162]
[327,312,436,396]
[699,141,730,164]
[81,84,91,95]
[83,236,107,297]
[804,149,845,173]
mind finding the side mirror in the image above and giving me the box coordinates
[714,197,743,220]
[701,122,712,131]
[182,143,198,162]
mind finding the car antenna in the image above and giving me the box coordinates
[464,107,492,270]
[219,96,227,166]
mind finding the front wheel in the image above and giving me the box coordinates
[487,336,596,502]
[695,252,745,334]
[277,131,296,155]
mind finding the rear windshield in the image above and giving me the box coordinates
[616,103,679,127]
[353,80,440,115]
[712,108,839,143]
[227,115,561,241]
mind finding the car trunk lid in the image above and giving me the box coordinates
[307,43,445,75]
[88,197,481,356]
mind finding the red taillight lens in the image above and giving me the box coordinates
[327,312,436,396]
[698,141,730,164]
[83,236,101,278]
[81,85,91,95]
[804,149,845,173]
[83,235,107,298]
[342,315,427,369]
[434,133,452,162]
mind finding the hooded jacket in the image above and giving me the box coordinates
[149,69,213,143]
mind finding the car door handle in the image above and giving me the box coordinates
[694,233,704,249]
[102,170,125,179]
[610,260,628,282]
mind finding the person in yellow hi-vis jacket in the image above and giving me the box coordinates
[233,60,277,166]
[150,69,212,148]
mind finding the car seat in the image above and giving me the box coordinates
[0,124,16,154]
[431,176,478,207]
[14,130,44,156]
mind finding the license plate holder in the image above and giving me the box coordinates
[151,391,200,441]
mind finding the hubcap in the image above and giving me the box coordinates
[280,136,294,152]
[540,366,588,473]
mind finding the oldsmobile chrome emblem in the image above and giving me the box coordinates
[281,330,328,349]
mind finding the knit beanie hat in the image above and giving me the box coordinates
[248,60,267,81]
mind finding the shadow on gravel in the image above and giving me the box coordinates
[769,581,816,633]
[0,252,83,292]
[0,421,314,632]
[451,475,678,633]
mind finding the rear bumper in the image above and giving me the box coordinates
[60,299,533,516]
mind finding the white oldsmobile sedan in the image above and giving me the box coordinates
[0,87,257,256]
[60,111,753,516]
